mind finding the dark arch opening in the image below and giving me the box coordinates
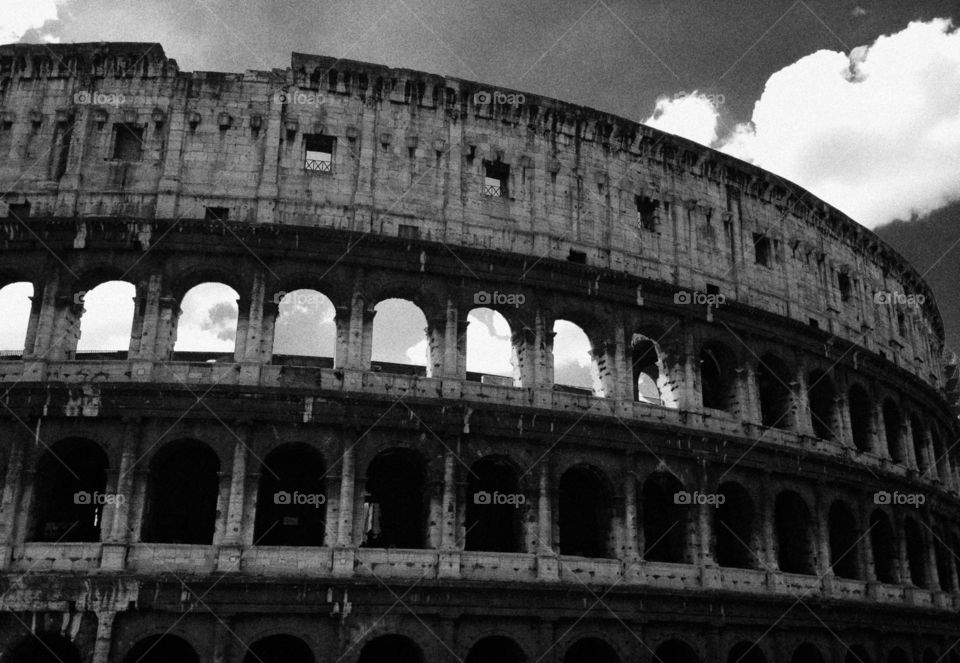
[124,635,199,663]
[558,465,613,558]
[888,648,911,663]
[882,399,903,462]
[465,636,526,663]
[757,353,793,429]
[848,385,873,452]
[727,642,767,663]
[933,527,954,591]
[142,440,220,544]
[643,472,687,563]
[654,639,700,663]
[242,635,314,663]
[923,649,938,663]
[870,510,898,584]
[9,632,81,663]
[775,491,814,574]
[564,637,620,663]
[358,635,423,663]
[931,428,947,480]
[829,501,861,579]
[715,482,755,569]
[807,370,837,440]
[362,448,427,549]
[700,342,737,412]
[254,444,326,546]
[845,645,873,663]
[30,438,109,542]
[465,456,524,553]
[904,518,927,587]
[792,644,825,663]
[910,415,928,472]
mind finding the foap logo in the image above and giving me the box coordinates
[74,90,125,107]
[74,491,125,506]
[474,291,525,308]
[274,89,327,106]
[473,490,526,508]
[675,90,726,107]
[674,290,725,306]
[272,290,324,306]
[473,90,526,107]
[874,490,925,507]
[674,491,726,507]
[274,490,326,508]
[874,291,925,307]
[73,291,86,305]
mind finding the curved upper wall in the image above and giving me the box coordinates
[0,41,948,387]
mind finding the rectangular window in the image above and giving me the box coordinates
[204,206,229,222]
[635,195,659,231]
[7,201,29,219]
[112,123,143,161]
[753,233,771,266]
[567,249,586,264]
[838,273,852,302]
[483,160,509,197]
[398,224,420,239]
[304,134,335,173]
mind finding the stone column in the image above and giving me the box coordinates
[622,474,639,564]
[0,432,27,568]
[442,299,464,378]
[333,443,356,576]
[322,470,341,548]
[21,292,42,358]
[902,415,919,471]
[101,418,140,570]
[794,369,814,436]
[438,450,460,578]
[924,523,941,591]
[897,516,913,586]
[536,462,558,580]
[91,611,115,663]
[873,400,890,459]
[759,477,778,571]
[741,364,761,424]
[24,271,60,364]
[814,489,834,595]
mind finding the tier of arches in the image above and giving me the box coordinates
[14,434,960,595]
[6,629,953,663]
[0,273,954,488]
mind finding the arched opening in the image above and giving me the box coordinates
[552,319,599,394]
[142,440,220,544]
[466,307,515,384]
[124,635,200,663]
[173,282,239,356]
[807,370,837,440]
[700,342,737,412]
[0,281,33,356]
[756,353,793,429]
[775,491,814,574]
[714,482,755,569]
[882,400,903,462]
[242,635,314,663]
[30,438,108,542]
[558,465,613,558]
[910,415,928,473]
[631,332,665,405]
[931,428,947,480]
[564,637,620,663]
[465,636,525,663]
[828,501,860,579]
[642,472,687,563]
[870,510,898,584]
[904,518,927,587]
[922,650,938,663]
[9,632,82,663]
[888,648,911,663]
[727,642,767,663]
[371,298,429,376]
[792,644,825,663]
[358,634,424,663]
[272,289,336,365]
[845,645,873,663]
[465,456,524,553]
[253,444,326,546]
[75,280,135,356]
[848,385,873,452]
[362,448,427,549]
[654,639,700,663]
[933,526,954,592]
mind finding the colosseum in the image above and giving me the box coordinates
[0,40,958,663]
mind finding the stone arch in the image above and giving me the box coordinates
[756,352,794,429]
[141,439,221,544]
[242,634,315,663]
[29,437,109,542]
[253,443,327,546]
[653,638,700,663]
[775,490,814,574]
[791,643,825,663]
[727,641,768,663]
[465,635,526,663]
[714,481,756,569]
[558,463,615,558]
[361,447,428,549]
[465,454,525,553]
[563,637,621,663]
[123,634,200,663]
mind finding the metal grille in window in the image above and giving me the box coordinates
[482,182,502,197]
[304,134,335,175]
[305,158,332,173]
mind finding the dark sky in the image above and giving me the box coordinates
[17,0,960,128]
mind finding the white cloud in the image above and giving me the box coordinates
[76,281,135,352]
[466,308,513,377]
[552,320,599,391]
[0,282,33,353]
[647,19,960,229]
[173,283,238,353]
[1,0,61,42]
[644,92,721,146]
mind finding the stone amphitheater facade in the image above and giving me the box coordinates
[0,41,958,663]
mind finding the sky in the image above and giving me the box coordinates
[1,0,959,386]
